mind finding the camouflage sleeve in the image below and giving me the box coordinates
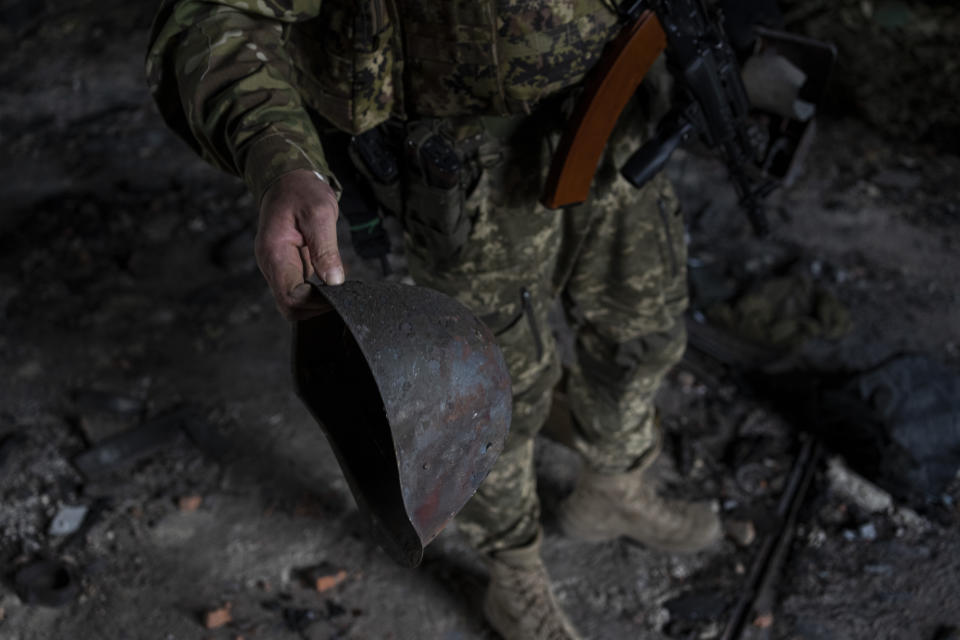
[146,0,341,203]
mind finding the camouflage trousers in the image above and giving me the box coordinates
[400,104,688,555]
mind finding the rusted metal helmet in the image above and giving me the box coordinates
[292,280,511,567]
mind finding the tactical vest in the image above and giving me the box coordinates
[288,0,620,134]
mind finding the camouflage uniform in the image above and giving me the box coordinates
[147,0,686,555]
[408,107,686,553]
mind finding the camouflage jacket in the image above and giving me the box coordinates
[146,0,621,202]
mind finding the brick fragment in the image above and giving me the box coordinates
[314,570,348,593]
[178,495,203,512]
[203,603,232,629]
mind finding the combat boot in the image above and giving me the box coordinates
[559,451,721,554]
[484,530,583,640]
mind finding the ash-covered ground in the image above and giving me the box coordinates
[1,1,958,639]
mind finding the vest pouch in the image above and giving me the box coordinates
[349,127,403,216]
[401,122,470,265]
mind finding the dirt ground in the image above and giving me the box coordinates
[1,1,958,639]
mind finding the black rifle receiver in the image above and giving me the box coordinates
[621,0,775,235]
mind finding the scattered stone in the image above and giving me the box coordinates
[177,495,202,512]
[723,519,757,547]
[859,523,878,541]
[49,505,88,537]
[826,457,893,513]
[806,527,827,549]
[891,507,930,532]
[653,606,671,632]
[669,559,692,580]
[203,603,232,629]
[73,409,190,478]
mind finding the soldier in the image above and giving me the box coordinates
[147,2,721,638]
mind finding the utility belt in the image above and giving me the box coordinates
[347,95,571,268]
[347,117,487,266]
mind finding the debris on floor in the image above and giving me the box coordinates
[0,1,958,638]
[47,505,89,537]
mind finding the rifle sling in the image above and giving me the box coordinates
[541,11,666,209]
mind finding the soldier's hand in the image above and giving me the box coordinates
[255,169,344,321]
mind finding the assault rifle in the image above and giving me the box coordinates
[542,0,835,236]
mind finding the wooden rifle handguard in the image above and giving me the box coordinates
[541,11,666,209]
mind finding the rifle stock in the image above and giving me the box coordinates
[541,11,666,209]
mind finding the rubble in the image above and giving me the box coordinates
[313,570,348,594]
[300,563,349,593]
[723,520,757,548]
[202,603,232,629]
[48,505,89,537]
[826,456,893,513]
[72,410,190,479]
[0,0,958,638]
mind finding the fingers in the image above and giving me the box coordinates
[255,170,344,321]
[254,219,308,320]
